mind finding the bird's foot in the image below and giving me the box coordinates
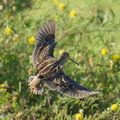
[30,86,44,95]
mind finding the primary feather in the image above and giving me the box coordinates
[32,20,56,67]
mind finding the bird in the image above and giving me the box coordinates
[28,20,99,98]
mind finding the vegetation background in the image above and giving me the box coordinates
[0,0,120,119]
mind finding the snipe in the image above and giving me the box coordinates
[28,20,99,98]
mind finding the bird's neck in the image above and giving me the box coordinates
[57,55,67,65]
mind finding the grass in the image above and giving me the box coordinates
[0,0,120,119]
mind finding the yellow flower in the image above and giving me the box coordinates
[101,48,108,55]
[28,37,35,44]
[109,60,114,70]
[111,104,118,111]
[59,49,64,55]
[58,3,65,10]
[6,28,12,35]
[0,57,2,60]
[53,0,59,3]
[70,10,77,18]
[112,55,119,62]
[0,84,6,92]
[0,84,5,87]
[75,113,83,120]
[54,15,59,21]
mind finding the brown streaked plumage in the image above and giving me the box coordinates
[28,20,99,98]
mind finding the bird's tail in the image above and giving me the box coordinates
[28,76,44,95]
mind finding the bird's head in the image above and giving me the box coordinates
[61,52,70,58]
[61,52,79,65]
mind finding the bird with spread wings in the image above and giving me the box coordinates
[28,20,99,98]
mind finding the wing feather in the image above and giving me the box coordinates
[32,20,56,67]
[45,71,99,98]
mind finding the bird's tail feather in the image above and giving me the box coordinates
[28,76,44,95]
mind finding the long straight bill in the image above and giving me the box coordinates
[69,57,79,66]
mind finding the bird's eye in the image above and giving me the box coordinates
[66,53,69,56]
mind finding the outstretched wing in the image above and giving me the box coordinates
[32,20,56,67]
[45,71,99,98]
